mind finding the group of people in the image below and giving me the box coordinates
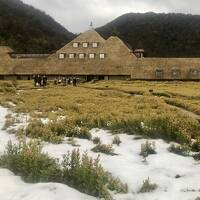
[54,76,80,87]
[33,75,80,87]
[33,75,48,87]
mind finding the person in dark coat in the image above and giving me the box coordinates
[38,75,42,87]
[54,77,58,85]
[62,76,67,86]
[68,77,72,85]
[33,75,37,87]
[42,75,47,87]
[73,77,77,87]
[58,76,62,84]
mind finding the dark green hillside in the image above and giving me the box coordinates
[97,13,200,57]
[0,0,75,53]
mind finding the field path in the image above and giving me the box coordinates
[167,104,200,121]
[82,84,200,122]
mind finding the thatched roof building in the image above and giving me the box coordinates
[0,29,200,80]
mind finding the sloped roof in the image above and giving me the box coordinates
[0,46,14,54]
[106,36,133,53]
[57,29,105,53]
[73,29,105,42]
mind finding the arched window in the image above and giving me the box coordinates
[190,69,199,77]
[171,69,181,78]
[155,69,164,78]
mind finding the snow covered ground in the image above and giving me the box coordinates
[0,106,200,200]
[0,107,95,200]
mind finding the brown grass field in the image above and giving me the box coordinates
[0,80,200,146]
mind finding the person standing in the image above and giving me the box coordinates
[73,76,77,87]
[54,77,58,85]
[33,75,37,87]
[68,77,72,85]
[38,75,42,87]
[42,75,47,87]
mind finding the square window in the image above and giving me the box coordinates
[92,42,98,48]
[69,53,75,59]
[79,53,85,59]
[59,53,65,59]
[73,43,79,48]
[83,42,88,48]
[89,53,95,59]
[100,53,105,59]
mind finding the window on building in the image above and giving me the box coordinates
[155,69,164,78]
[89,53,95,59]
[59,53,66,59]
[190,69,199,76]
[69,53,75,59]
[92,42,98,48]
[99,53,105,59]
[79,53,85,59]
[172,69,181,77]
[73,42,79,48]
[82,42,89,48]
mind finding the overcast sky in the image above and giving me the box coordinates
[22,0,199,33]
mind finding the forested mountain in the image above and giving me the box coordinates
[1,1,200,58]
[0,0,75,53]
[97,13,200,57]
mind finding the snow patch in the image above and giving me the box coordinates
[0,107,200,200]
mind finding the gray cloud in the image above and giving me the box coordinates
[22,0,200,33]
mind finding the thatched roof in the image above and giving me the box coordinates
[57,29,105,54]
[0,46,14,54]
[1,30,200,80]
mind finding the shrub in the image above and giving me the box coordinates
[7,128,17,134]
[112,135,122,146]
[24,120,63,144]
[107,175,128,193]
[140,141,156,159]
[2,114,18,130]
[49,121,66,136]
[93,136,101,144]
[108,113,195,145]
[92,144,116,155]
[12,80,18,88]
[67,137,80,147]
[138,178,158,193]
[191,138,200,152]
[0,82,16,93]
[2,116,16,130]
[67,126,92,140]
[193,153,200,161]
[168,143,190,156]
[0,140,61,183]
[0,141,127,200]
[62,149,127,199]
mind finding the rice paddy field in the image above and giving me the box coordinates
[0,80,200,200]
